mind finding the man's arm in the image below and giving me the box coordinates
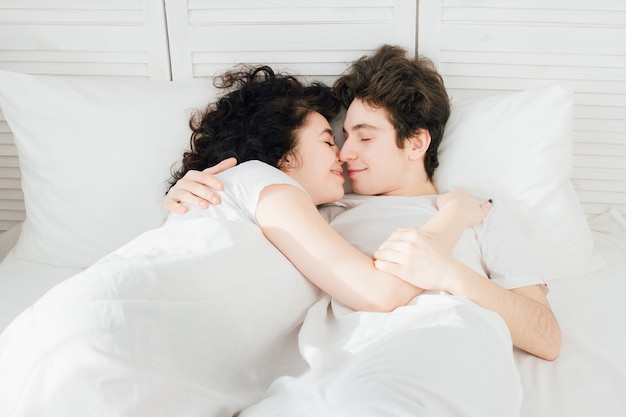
[373,231,562,360]
[165,157,237,213]
[443,261,561,361]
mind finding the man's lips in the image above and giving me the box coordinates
[346,168,366,177]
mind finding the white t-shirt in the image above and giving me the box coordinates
[166,162,543,291]
[165,160,303,226]
[319,194,545,290]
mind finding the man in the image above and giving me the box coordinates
[166,44,562,416]
[165,45,561,362]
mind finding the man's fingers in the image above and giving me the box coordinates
[165,181,216,210]
[204,157,237,178]
[374,259,406,278]
[164,160,236,213]
[173,203,189,214]
[183,180,222,206]
[373,247,406,265]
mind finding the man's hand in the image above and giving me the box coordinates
[372,189,491,291]
[373,228,460,292]
[165,157,237,214]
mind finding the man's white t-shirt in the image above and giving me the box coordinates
[319,194,545,291]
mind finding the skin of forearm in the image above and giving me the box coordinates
[442,261,562,361]
[258,185,425,312]
[370,271,425,312]
[419,205,473,253]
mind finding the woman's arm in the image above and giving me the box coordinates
[255,184,488,312]
[165,165,492,312]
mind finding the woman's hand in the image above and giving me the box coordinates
[436,189,492,228]
[165,157,237,214]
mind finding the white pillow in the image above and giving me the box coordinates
[0,70,216,268]
[435,85,598,280]
[0,72,598,280]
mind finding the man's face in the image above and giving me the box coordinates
[340,98,411,196]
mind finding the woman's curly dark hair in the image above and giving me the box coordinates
[168,65,340,190]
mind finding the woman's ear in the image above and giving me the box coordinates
[278,158,290,170]
[406,128,432,160]
[278,153,295,171]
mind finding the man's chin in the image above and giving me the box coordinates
[351,183,376,196]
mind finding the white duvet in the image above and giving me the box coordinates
[0,218,523,417]
[0,219,319,417]
[241,295,523,417]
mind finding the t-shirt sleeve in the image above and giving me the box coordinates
[476,200,548,290]
[232,161,306,223]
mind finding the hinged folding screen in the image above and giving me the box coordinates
[164,0,416,84]
[418,0,626,219]
[0,0,417,234]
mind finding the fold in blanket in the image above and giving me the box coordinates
[0,218,320,417]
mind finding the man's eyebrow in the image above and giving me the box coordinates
[342,123,379,133]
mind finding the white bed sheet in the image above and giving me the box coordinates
[0,251,82,333]
[515,209,626,417]
[0,210,625,416]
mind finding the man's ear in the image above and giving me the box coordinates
[406,128,431,160]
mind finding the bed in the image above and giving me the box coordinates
[0,1,625,416]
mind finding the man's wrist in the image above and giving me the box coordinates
[439,258,473,295]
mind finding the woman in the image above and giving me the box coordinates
[164,64,489,312]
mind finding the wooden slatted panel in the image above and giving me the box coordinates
[0,0,170,78]
[165,0,417,84]
[418,0,626,219]
[0,116,22,232]
[0,0,171,234]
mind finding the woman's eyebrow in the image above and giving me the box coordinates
[319,128,334,137]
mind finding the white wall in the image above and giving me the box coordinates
[0,0,416,234]
[418,0,626,219]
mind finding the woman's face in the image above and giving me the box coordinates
[282,111,345,205]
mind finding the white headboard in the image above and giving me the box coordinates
[417,0,626,220]
[0,0,624,235]
[164,0,417,84]
[0,0,416,234]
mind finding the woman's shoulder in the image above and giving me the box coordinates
[223,160,303,202]
[216,160,283,182]
[231,160,282,176]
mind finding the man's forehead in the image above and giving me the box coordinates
[344,100,392,129]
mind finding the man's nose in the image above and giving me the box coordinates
[339,141,354,161]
